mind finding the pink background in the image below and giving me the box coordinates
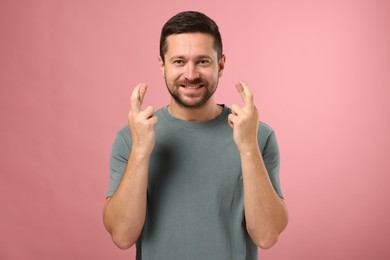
[1,0,389,259]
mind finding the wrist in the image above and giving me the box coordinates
[130,144,153,159]
[238,144,260,157]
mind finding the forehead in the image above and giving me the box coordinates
[165,33,216,57]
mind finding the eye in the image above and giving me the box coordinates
[198,59,210,65]
[173,60,184,65]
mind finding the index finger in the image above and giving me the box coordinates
[130,83,147,113]
[236,81,253,108]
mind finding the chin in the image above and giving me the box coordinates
[180,98,211,109]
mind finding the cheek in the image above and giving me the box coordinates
[203,69,219,81]
[165,68,182,81]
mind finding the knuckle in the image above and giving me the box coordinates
[135,117,143,125]
[146,122,153,130]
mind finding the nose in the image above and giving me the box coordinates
[184,63,199,81]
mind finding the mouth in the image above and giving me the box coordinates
[179,84,205,89]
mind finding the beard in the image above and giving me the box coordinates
[165,77,218,109]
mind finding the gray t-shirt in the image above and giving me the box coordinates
[108,105,283,260]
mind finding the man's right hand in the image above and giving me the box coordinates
[128,83,158,156]
[104,84,155,249]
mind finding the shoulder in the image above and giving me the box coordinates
[117,124,130,139]
[258,121,274,137]
[258,121,277,151]
[113,125,131,150]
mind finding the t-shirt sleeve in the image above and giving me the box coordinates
[107,129,131,198]
[261,129,284,199]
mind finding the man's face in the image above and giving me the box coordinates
[160,33,225,109]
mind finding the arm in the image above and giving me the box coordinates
[228,81,288,249]
[240,144,288,249]
[103,83,158,249]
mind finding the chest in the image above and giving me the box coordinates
[147,125,243,207]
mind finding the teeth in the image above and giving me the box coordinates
[181,85,203,89]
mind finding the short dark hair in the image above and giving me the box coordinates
[159,11,223,62]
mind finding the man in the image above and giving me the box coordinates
[103,11,288,259]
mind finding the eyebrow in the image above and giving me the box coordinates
[169,55,212,61]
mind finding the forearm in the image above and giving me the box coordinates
[241,146,288,249]
[103,150,150,249]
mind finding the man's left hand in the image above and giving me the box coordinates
[228,81,259,153]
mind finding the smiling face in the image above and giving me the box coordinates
[160,33,225,109]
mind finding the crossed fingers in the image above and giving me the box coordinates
[131,83,147,114]
[128,83,157,154]
[235,81,254,110]
[231,81,257,116]
[229,81,258,128]
[129,83,157,125]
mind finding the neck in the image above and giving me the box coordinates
[167,99,223,122]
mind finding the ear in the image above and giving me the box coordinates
[218,54,226,78]
[158,56,165,78]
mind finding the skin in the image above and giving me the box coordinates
[160,33,225,122]
[103,32,288,250]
